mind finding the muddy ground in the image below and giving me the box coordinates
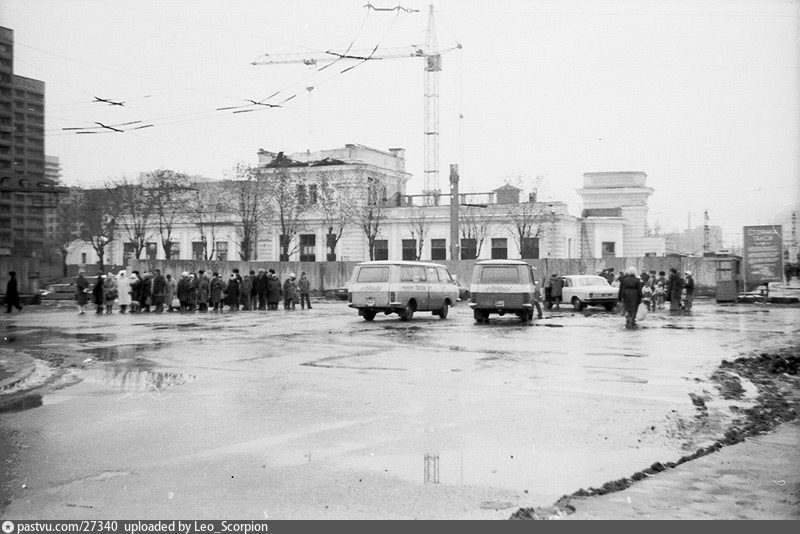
[510,347,800,519]
[1,299,799,519]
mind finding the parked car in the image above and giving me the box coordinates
[334,287,349,300]
[347,260,459,321]
[561,274,618,311]
[452,276,470,301]
[468,259,537,323]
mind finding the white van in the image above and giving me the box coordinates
[347,260,459,321]
[468,259,538,323]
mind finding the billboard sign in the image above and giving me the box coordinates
[743,225,783,286]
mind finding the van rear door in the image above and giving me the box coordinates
[350,265,391,307]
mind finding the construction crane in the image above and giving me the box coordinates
[251,5,461,200]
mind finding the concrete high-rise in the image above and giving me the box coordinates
[0,26,61,257]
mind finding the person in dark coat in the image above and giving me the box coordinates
[618,266,643,329]
[240,271,253,311]
[92,272,105,314]
[283,273,297,311]
[102,273,117,314]
[139,272,152,313]
[210,272,225,313]
[255,268,268,310]
[225,274,240,311]
[197,271,210,313]
[75,271,89,314]
[187,273,198,312]
[248,270,258,310]
[151,269,167,313]
[129,271,142,313]
[666,268,683,314]
[5,271,22,313]
[176,272,190,313]
[298,271,312,310]
[547,273,564,311]
[266,269,282,310]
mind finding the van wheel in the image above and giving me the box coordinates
[603,303,615,312]
[438,302,449,319]
[363,310,376,321]
[521,309,533,323]
[473,309,487,324]
[399,302,415,321]
[572,297,585,311]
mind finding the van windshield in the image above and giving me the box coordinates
[479,266,521,283]
[356,266,389,283]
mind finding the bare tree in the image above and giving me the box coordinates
[459,205,490,259]
[144,169,192,260]
[508,199,547,259]
[49,187,86,276]
[262,166,311,262]
[357,176,387,261]
[80,188,117,271]
[187,182,230,261]
[407,207,431,260]
[317,170,356,261]
[223,162,269,262]
[106,176,152,259]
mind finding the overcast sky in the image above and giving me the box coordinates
[3,0,798,247]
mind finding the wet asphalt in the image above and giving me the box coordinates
[1,298,798,519]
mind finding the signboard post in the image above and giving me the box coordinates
[743,225,783,290]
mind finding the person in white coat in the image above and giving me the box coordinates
[116,269,132,313]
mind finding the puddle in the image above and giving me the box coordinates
[333,445,670,496]
[73,333,111,343]
[83,364,196,391]
[0,393,43,413]
[81,343,166,362]
[380,325,425,344]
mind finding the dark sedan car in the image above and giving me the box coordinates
[335,287,349,300]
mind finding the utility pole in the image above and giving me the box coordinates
[449,164,459,260]
[703,209,710,255]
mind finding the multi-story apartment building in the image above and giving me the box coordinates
[44,155,63,240]
[0,26,62,257]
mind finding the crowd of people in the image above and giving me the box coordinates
[539,267,695,329]
[73,268,314,315]
[607,266,695,329]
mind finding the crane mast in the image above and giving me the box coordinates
[423,4,441,200]
[251,5,458,203]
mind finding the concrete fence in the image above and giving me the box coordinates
[128,256,724,296]
[0,256,41,296]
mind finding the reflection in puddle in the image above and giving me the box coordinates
[84,364,196,391]
[81,343,166,362]
[73,333,110,343]
[0,393,43,413]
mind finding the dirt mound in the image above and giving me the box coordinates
[509,343,800,520]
